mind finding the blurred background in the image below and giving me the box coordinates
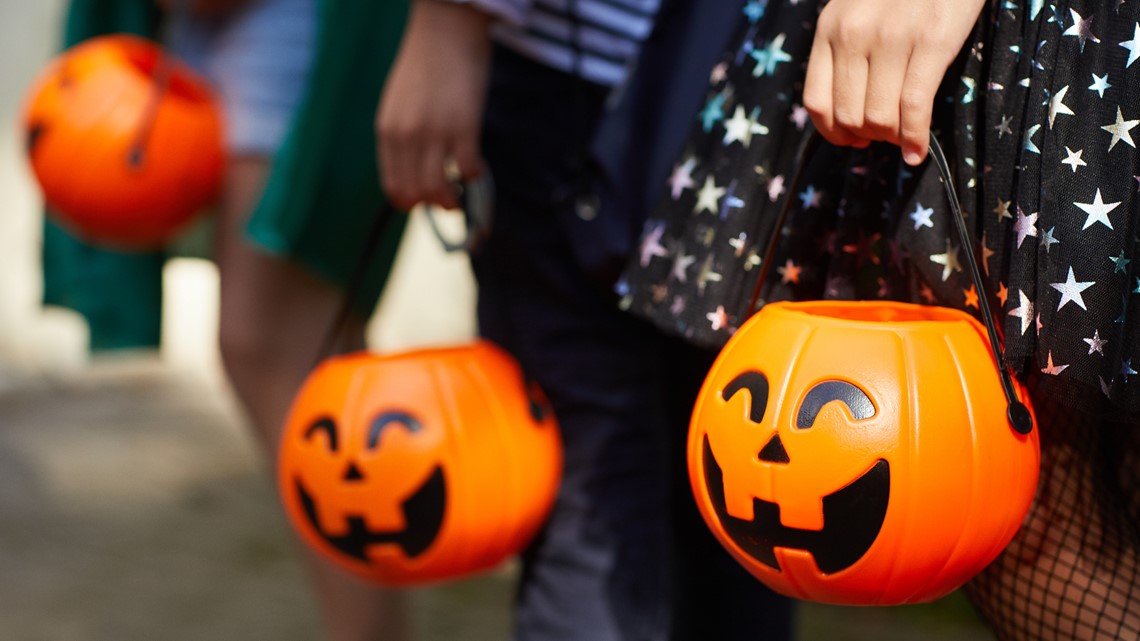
[0,1,995,639]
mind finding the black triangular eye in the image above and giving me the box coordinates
[722,370,769,424]
[304,417,339,452]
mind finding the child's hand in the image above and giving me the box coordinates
[803,0,985,165]
[376,1,492,211]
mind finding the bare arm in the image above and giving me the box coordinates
[376,1,493,211]
[802,0,986,165]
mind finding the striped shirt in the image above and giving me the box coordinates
[465,0,662,86]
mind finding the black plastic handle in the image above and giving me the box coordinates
[748,131,1033,435]
[423,172,495,254]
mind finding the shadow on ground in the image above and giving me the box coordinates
[0,359,995,641]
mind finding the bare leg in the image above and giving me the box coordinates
[214,156,410,641]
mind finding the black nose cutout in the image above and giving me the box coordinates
[758,433,790,464]
[342,462,365,482]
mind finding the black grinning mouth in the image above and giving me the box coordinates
[702,435,889,574]
[296,465,446,562]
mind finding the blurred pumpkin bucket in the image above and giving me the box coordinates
[277,179,562,586]
[688,134,1041,606]
[278,341,562,586]
[22,34,224,249]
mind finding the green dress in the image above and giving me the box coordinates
[45,0,409,349]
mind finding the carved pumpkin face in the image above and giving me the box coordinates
[22,35,223,248]
[689,301,1040,605]
[278,340,562,586]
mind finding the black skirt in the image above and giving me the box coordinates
[618,0,1140,419]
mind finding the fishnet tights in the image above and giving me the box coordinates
[965,376,1140,640]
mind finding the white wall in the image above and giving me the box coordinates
[0,0,87,379]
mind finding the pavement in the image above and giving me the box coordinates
[0,356,516,641]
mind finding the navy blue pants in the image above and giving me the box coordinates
[472,46,794,641]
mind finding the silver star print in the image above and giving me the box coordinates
[1061,146,1087,172]
[1041,352,1070,375]
[930,239,963,281]
[706,305,729,331]
[722,105,769,147]
[718,181,745,221]
[789,104,810,131]
[777,259,802,284]
[1009,290,1035,335]
[982,233,996,275]
[962,76,976,104]
[1122,22,1140,68]
[698,91,727,132]
[1110,250,1131,273]
[910,203,935,230]
[1014,206,1039,248]
[1024,124,1042,154]
[1084,329,1108,355]
[767,175,786,202]
[799,185,822,210]
[1050,266,1095,311]
[1048,85,1075,128]
[1122,358,1138,383]
[743,0,766,22]
[995,114,1014,138]
[1040,226,1060,253]
[671,249,696,282]
[729,233,748,257]
[669,158,697,199]
[1075,188,1121,230]
[670,295,685,316]
[639,223,668,267]
[696,255,723,295]
[1062,9,1101,51]
[993,198,1013,221]
[693,175,725,215]
[709,62,728,85]
[755,33,792,76]
[743,248,761,271]
[1102,107,1139,151]
[1089,72,1112,97]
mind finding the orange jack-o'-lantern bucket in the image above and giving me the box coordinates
[278,188,560,586]
[278,340,563,586]
[689,134,1040,605]
[23,34,223,249]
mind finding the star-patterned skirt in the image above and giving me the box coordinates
[618,0,1140,418]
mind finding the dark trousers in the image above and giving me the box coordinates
[472,46,794,641]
